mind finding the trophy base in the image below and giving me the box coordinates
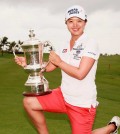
[23,90,52,97]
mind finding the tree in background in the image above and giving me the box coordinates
[0,36,24,55]
[8,41,16,52]
[11,40,23,53]
[0,36,9,56]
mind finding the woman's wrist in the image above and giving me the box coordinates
[58,60,64,68]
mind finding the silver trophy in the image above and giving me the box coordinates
[13,30,53,96]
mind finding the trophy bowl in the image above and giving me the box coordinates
[14,30,53,96]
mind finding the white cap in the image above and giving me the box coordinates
[65,5,87,22]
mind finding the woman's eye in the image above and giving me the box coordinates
[69,20,73,23]
[78,20,82,23]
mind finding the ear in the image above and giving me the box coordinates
[65,20,67,24]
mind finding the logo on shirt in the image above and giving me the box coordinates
[88,52,96,56]
[73,44,84,60]
[62,49,67,53]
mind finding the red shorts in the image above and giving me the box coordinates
[37,87,96,134]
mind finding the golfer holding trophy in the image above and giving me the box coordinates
[14,5,120,134]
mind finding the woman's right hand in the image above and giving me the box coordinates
[14,56,27,67]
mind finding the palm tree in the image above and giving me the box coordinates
[9,40,23,54]
[15,40,23,53]
[0,36,9,56]
[17,40,23,51]
[8,41,16,53]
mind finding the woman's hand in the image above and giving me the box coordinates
[14,56,27,67]
[49,51,62,67]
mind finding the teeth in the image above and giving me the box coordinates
[73,29,78,31]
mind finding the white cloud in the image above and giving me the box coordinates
[86,10,120,54]
[0,1,120,54]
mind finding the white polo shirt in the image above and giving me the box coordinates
[56,33,100,108]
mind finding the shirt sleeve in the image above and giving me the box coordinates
[82,39,100,60]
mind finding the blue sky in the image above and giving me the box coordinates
[0,0,120,54]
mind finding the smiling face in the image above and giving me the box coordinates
[66,17,87,38]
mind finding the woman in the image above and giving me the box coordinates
[15,5,120,134]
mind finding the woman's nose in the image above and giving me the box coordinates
[73,22,77,27]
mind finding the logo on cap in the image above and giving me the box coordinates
[68,8,80,15]
[65,5,87,21]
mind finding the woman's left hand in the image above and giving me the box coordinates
[49,51,62,66]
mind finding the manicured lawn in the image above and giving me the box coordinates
[0,53,120,134]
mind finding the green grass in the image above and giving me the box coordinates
[0,53,120,134]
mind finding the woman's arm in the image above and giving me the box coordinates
[59,57,95,80]
[49,51,95,80]
[45,62,57,72]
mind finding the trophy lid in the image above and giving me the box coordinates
[22,29,41,46]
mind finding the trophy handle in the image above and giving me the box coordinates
[42,41,55,70]
[12,43,22,57]
[43,41,55,51]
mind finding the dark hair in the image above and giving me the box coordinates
[85,19,87,23]
[65,18,87,24]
